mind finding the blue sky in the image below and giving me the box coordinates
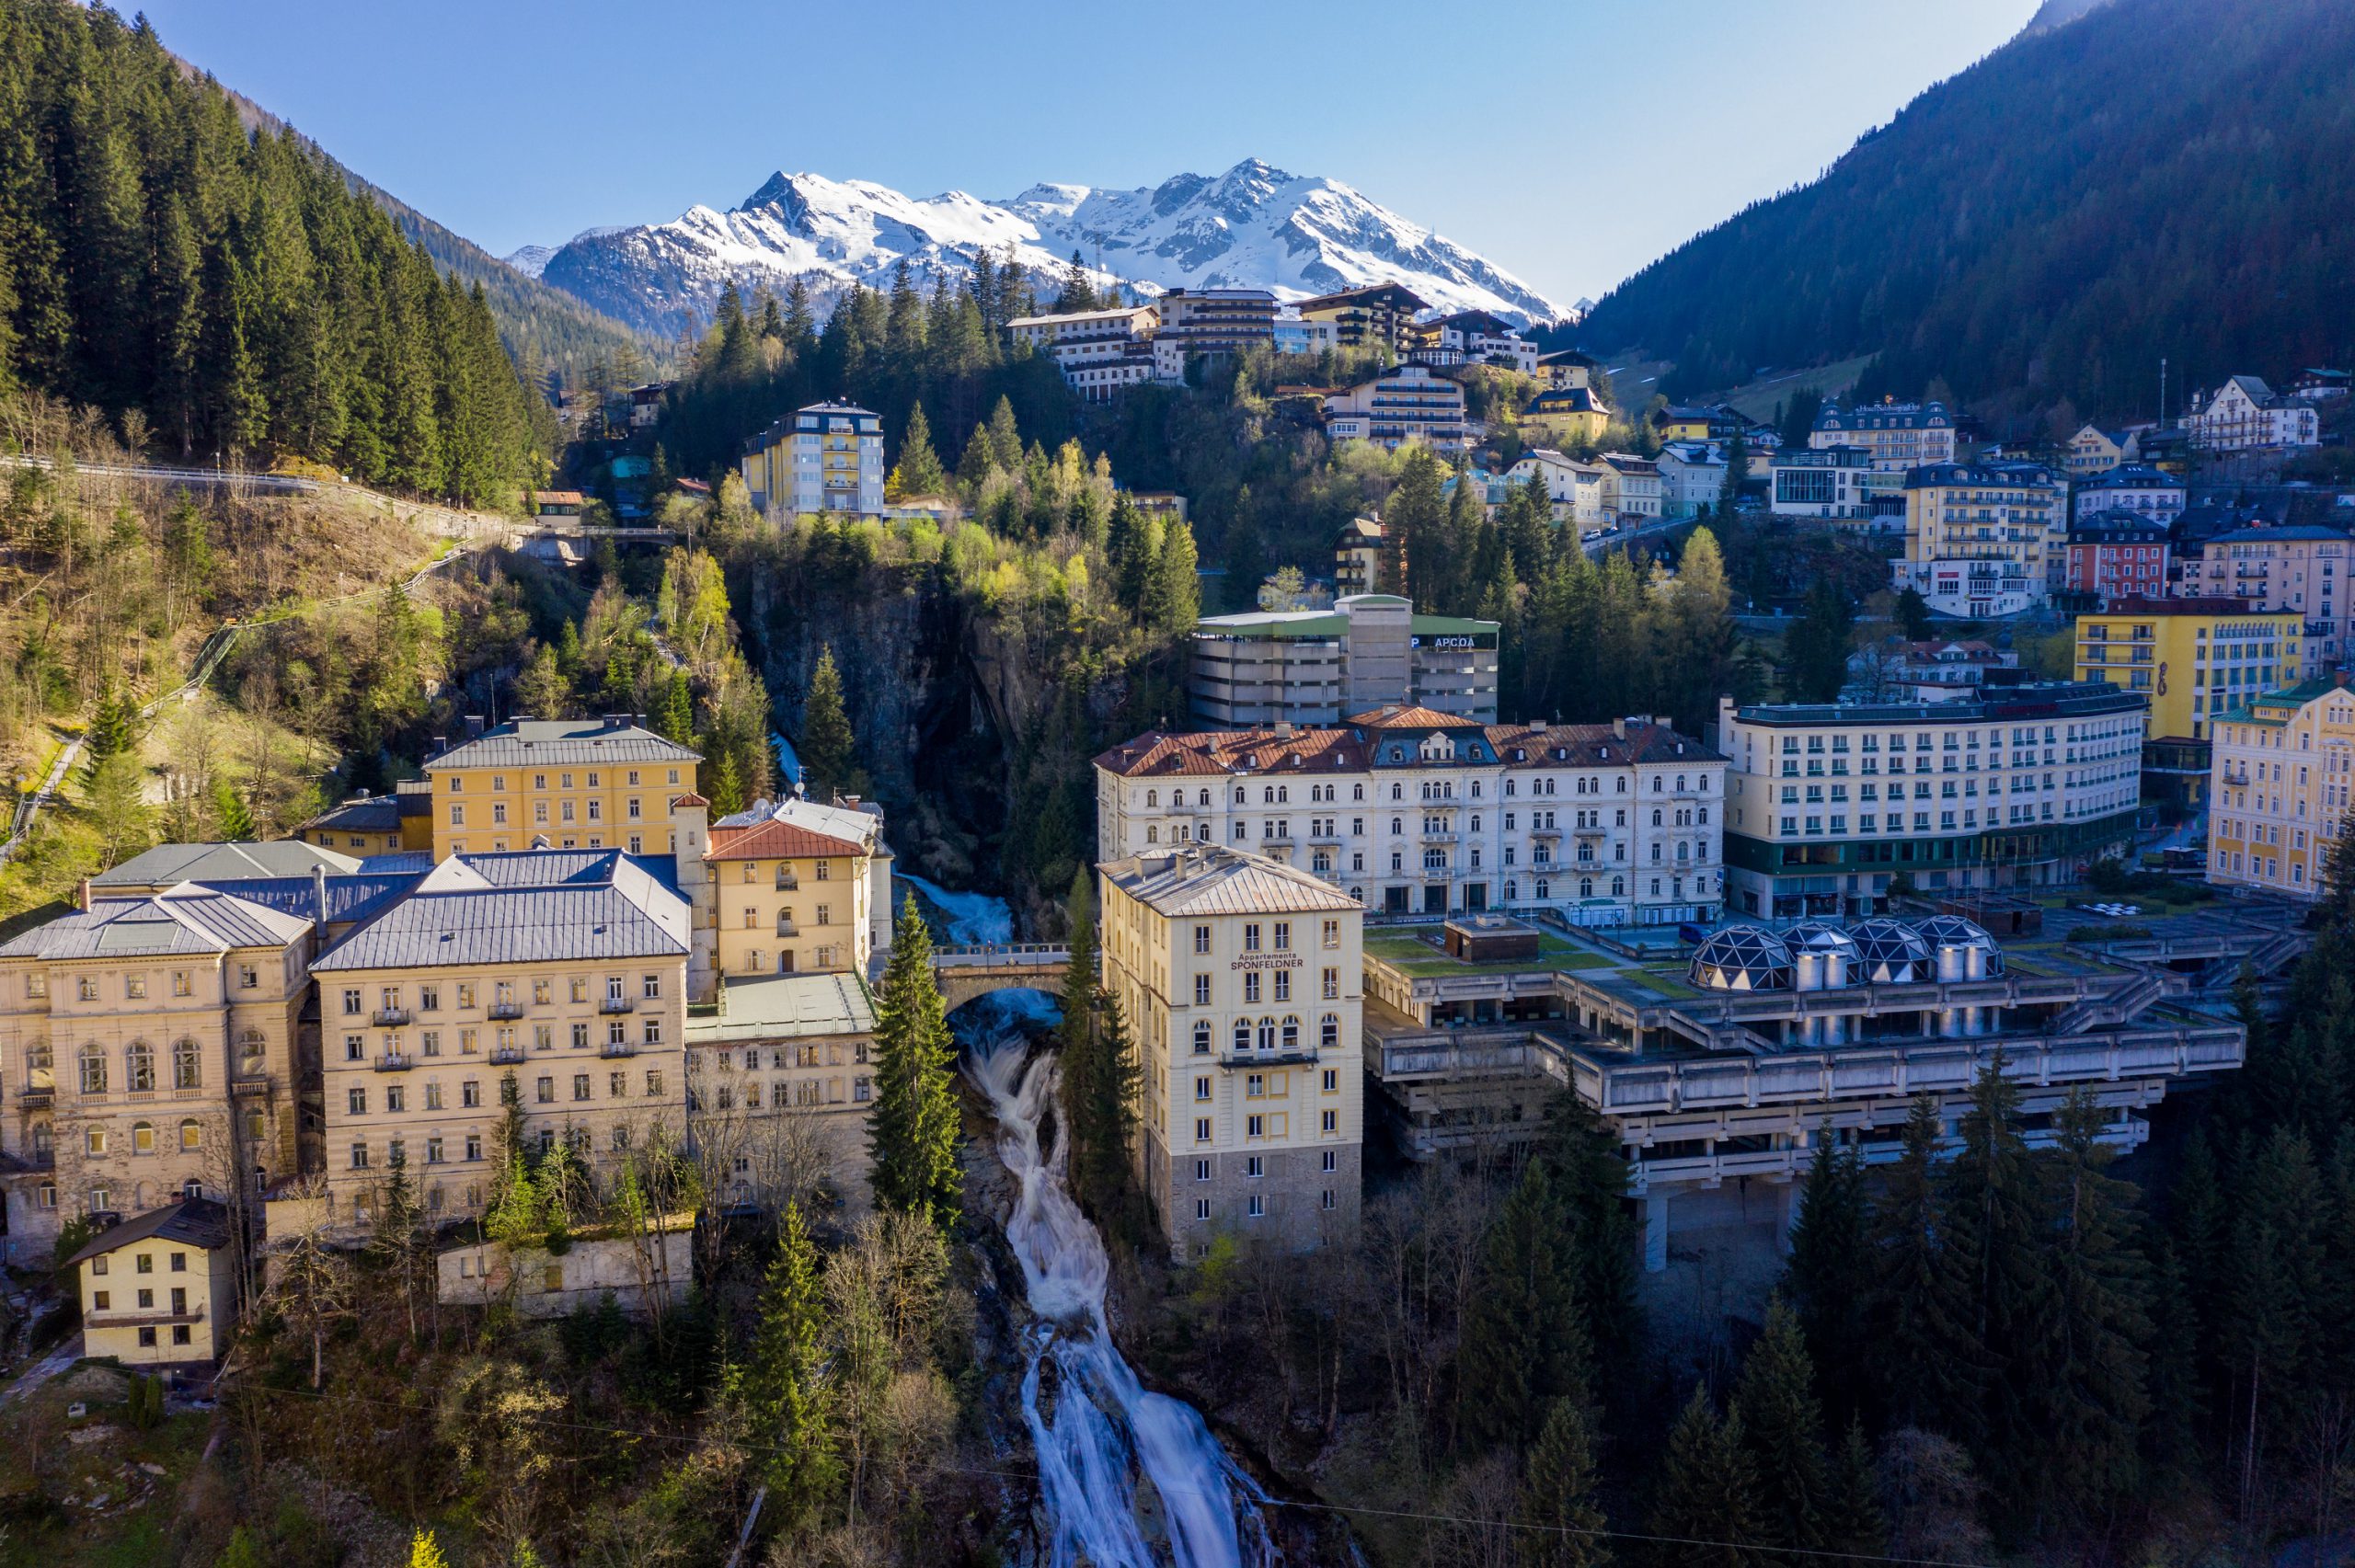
[141,0,2040,307]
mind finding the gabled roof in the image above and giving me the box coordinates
[2221,677,2349,727]
[427,718,700,771]
[1481,720,1723,768]
[1096,728,1368,779]
[310,853,689,971]
[1525,387,1604,415]
[95,840,361,889]
[0,885,314,960]
[194,872,425,930]
[1350,704,1473,730]
[2079,463,2185,491]
[298,795,402,834]
[1100,845,1360,916]
[65,1197,233,1267]
[706,816,867,863]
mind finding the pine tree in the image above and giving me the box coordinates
[658,669,695,747]
[1732,1297,1832,1555]
[1869,1095,1973,1428]
[985,395,1023,474]
[1783,1134,1869,1420]
[739,1201,841,1519]
[1055,864,1108,1200]
[1143,521,1200,635]
[1821,1419,1888,1555]
[84,750,151,864]
[1515,1396,1610,1568]
[1459,1156,1591,1448]
[1936,1054,2051,1486]
[212,778,255,841]
[1646,1385,1765,1568]
[867,893,962,1230]
[1717,428,1748,517]
[893,403,948,499]
[706,750,743,816]
[799,647,856,799]
[1535,1089,1641,1367]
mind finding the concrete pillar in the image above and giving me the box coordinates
[1644,1194,1671,1274]
[1780,1179,1804,1254]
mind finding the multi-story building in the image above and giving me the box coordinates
[1656,441,1729,520]
[1650,405,1752,445]
[1408,310,1537,374]
[1189,594,1500,727]
[1006,305,1164,402]
[2188,376,2321,452]
[2070,462,2185,525]
[1095,710,1725,925]
[1533,350,1599,393]
[1292,282,1428,354]
[1715,682,2146,918]
[2074,598,2301,818]
[1323,364,1475,450]
[1893,460,2062,618]
[293,792,409,857]
[1098,843,1363,1260]
[423,715,701,860]
[1507,448,1609,532]
[309,852,691,1226]
[1770,444,1879,521]
[696,796,886,983]
[1518,386,1610,447]
[0,885,315,1252]
[1596,453,1662,521]
[1335,516,1386,595]
[1153,289,1279,357]
[1270,314,1339,357]
[2064,424,2133,477]
[1859,638,2016,703]
[2175,523,2354,675]
[740,402,887,518]
[2062,511,2171,601]
[67,1197,238,1366]
[1810,397,1958,470]
[2209,677,2355,898]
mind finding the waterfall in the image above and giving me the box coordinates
[968,1039,1279,1568]
[897,872,1015,946]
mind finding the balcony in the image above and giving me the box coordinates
[601,1042,638,1059]
[775,875,800,891]
[488,1001,525,1021]
[488,1046,527,1066]
[373,1053,415,1072]
[372,1007,412,1027]
[229,1074,272,1097]
[1221,1044,1322,1068]
[774,921,799,938]
[16,1085,52,1108]
[599,997,636,1015]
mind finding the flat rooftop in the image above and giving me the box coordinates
[685,972,874,1043]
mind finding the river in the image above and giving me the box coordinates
[897,872,1016,946]
[967,1037,1280,1568]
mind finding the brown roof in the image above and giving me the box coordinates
[672,791,710,807]
[1347,704,1466,730]
[1479,721,1723,768]
[1093,728,1367,778]
[705,817,865,862]
[1094,716,1719,777]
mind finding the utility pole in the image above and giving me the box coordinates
[2159,358,2168,429]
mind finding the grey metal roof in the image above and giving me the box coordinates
[426,719,701,771]
[686,972,875,1044]
[310,860,689,972]
[94,840,362,888]
[0,887,315,960]
[65,1197,233,1266]
[1100,845,1360,917]
[462,847,681,894]
[301,794,402,833]
[194,873,427,929]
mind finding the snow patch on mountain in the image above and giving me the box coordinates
[525,159,1566,337]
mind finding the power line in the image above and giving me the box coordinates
[228,1379,1997,1568]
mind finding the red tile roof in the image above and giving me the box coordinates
[705,817,865,862]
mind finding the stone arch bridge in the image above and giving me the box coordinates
[931,944,1072,1011]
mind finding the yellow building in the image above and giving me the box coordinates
[2074,600,2302,744]
[0,887,313,1253]
[1520,386,1610,447]
[1894,461,2062,618]
[2209,677,2355,899]
[292,793,408,857]
[2065,424,2131,477]
[425,717,700,860]
[700,804,881,980]
[308,852,690,1227]
[69,1196,238,1365]
[1098,844,1363,1262]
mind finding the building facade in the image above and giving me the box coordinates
[2070,463,2186,525]
[1596,453,1662,521]
[740,402,887,518]
[1096,711,1725,926]
[1656,441,1729,520]
[1409,310,1537,373]
[2074,598,2301,819]
[1006,306,1164,402]
[1188,595,1501,727]
[69,1198,238,1365]
[2188,376,2321,452]
[1894,461,2062,618]
[1518,386,1609,448]
[1098,845,1363,1261]
[2209,678,2355,899]
[1153,289,1279,357]
[2062,511,2172,601]
[1323,364,1475,450]
[1292,282,1428,354]
[293,793,408,857]
[1716,683,2147,918]
[1810,398,1957,470]
[424,717,701,860]
[1770,445,1879,521]
[1508,448,1609,532]
[2174,523,2354,676]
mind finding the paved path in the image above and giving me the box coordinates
[0,1334,81,1406]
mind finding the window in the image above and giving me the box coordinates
[125,1040,154,1092]
[172,1037,201,1090]
[535,1076,555,1104]
[348,1087,367,1116]
[179,1119,201,1150]
[1194,925,1212,955]
[1193,974,1211,1005]
[79,1043,107,1094]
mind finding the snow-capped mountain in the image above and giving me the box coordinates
[502,244,556,280]
[524,159,1566,336]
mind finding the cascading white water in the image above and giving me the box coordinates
[898,872,1016,945]
[968,1039,1279,1568]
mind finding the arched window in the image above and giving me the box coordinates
[1320,1013,1339,1048]
[181,1177,203,1199]
[1616,778,1627,794]
[1580,877,1594,898]
[180,1118,202,1151]
[78,1043,107,1095]
[1192,1021,1212,1056]
[173,1038,201,1090]
[1198,790,1212,807]
[1651,808,1663,827]
[125,1040,155,1093]
[132,1120,155,1155]
[1258,1016,1275,1051]
[26,1038,51,1089]
[1391,818,1403,835]
[1536,880,1549,900]
[1612,876,1626,896]
[1146,789,1159,807]
[1504,881,1518,902]
[1281,1016,1300,1051]
[1146,826,1159,844]
[1234,1021,1251,1054]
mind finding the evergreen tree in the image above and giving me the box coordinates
[985,395,1024,474]
[1646,1385,1765,1568]
[657,669,695,747]
[1536,1089,1641,1367]
[211,778,255,841]
[706,750,743,816]
[1895,587,1934,642]
[1821,1419,1888,1555]
[892,403,948,499]
[1459,1156,1591,1449]
[1143,520,1201,636]
[1717,428,1748,517]
[799,647,857,800]
[1782,578,1852,701]
[867,893,962,1230]
[1869,1095,1974,1428]
[1934,1055,2049,1487]
[1053,251,1099,315]
[1783,1134,1870,1421]
[738,1201,841,1519]
[84,749,151,864]
[1732,1298,1832,1555]
[1515,1396,1610,1568]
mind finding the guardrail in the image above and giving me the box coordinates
[931,944,1072,968]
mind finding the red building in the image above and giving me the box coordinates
[2064,509,2171,602]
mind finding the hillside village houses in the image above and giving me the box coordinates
[1508,448,1611,532]
[2061,510,2172,601]
[2208,676,2355,899]
[2071,462,2187,523]
[1892,459,2063,617]
[2188,375,2321,452]
[740,402,888,519]
[2176,523,2353,675]
[1809,396,1959,470]
[1656,441,1730,519]
[1769,445,1886,522]
[1321,363,1476,450]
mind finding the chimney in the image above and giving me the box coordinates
[1613,717,1627,739]
[76,876,90,912]
[312,864,328,925]
[464,715,486,740]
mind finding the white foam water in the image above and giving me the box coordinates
[897,872,1015,946]
[968,1039,1279,1568]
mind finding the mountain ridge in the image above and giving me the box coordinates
[525,158,1568,337]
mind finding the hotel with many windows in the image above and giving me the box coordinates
[2208,677,2355,899]
[2074,598,2302,819]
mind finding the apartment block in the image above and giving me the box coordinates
[1098,844,1364,1261]
[2174,523,2353,675]
[292,792,409,857]
[68,1197,238,1366]
[1189,593,1500,727]
[2070,462,2185,525]
[1408,310,1537,373]
[2188,376,2321,452]
[1096,710,1724,926]
[1291,281,1428,354]
[1508,447,1609,532]
[1770,445,1884,521]
[1323,364,1475,451]
[1596,452,1663,521]
[1152,289,1279,357]
[1715,683,2146,919]
[1006,305,1164,403]
[2074,598,2300,820]
[2061,512,2171,602]
[1893,461,2062,617]
[424,715,701,860]
[1518,386,1609,448]
[740,401,887,517]
[2209,677,2355,899]
[1809,397,1958,470]
[1656,441,1729,520]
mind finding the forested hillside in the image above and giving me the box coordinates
[0,0,543,505]
[1578,0,2355,422]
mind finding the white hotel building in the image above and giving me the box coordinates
[1094,707,1726,927]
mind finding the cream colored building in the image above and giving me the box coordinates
[2208,677,2355,899]
[0,887,313,1258]
[1894,460,2062,618]
[1098,844,1363,1261]
[2176,524,2354,676]
[308,853,690,1226]
[70,1196,238,1365]
[424,715,700,860]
